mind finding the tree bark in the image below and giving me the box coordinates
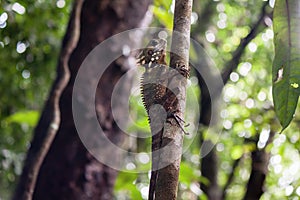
[29,0,152,199]
[154,0,192,199]
[243,131,274,200]
[243,150,269,200]
[13,1,83,199]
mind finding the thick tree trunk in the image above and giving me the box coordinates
[32,0,151,199]
[13,1,83,199]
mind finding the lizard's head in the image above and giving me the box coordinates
[136,38,167,67]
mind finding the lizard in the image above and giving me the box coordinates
[136,38,188,200]
[136,38,168,200]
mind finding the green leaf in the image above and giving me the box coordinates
[179,162,199,185]
[230,145,243,160]
[272,0,300,131]
[114,172,138,191]
[5,110,39,126]
[114,172,142,200]
[151,6,173,29]
[154,0,173,10]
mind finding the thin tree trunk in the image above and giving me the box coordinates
[243,131,274,200]
[243,150,269,200]
[195,43,222,200]
[221,157,243,199]
[200,141,221,200]
[154,0,192,199]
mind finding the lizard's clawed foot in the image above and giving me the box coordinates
[167,111,189,135]
[175,61,190,78]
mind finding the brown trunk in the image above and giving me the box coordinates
[243,150,269,200]
[243,131,274,200]
[200,142,221,200]
[195,45,222,200]
[13,1,83,199]
[154,0,192,199]
[32,0,151,199]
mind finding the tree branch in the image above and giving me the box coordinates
[221,156,243,199]
[12,1,83,199]
[221,1,270,84]
[243,131,275,200]
[196,1,271,125]
[154,0,192,199]
[193,2,271,200]
[200,141,222,200]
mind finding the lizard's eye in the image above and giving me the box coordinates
[148,50,153,55]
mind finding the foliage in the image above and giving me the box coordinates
[272,0,300,131]
[117,0,300,199]
[1,0,300,199]
[0,0,70,198]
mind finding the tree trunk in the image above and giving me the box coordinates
[154,0,192,199]
[243,131,274,200]
[195,44,222,200]
[13,0,83,199]
[32,0,151,199]
[243,150,269,200]
[200,142,221,200]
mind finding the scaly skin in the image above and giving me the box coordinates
[137,38,188,200]
[136,38,168,200]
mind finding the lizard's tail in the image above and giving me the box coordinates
[148,170,157,200]
[148,126,164,200]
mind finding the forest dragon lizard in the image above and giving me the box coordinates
[136,38,188,200]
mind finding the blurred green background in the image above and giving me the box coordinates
[0,0,299,199]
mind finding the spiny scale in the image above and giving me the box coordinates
[140,65,168,116]
[136,39,168,118]
[136,38,168,200]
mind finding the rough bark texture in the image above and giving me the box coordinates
[30,0,151,199]
[154,0,192,199]
[13,1,83,199]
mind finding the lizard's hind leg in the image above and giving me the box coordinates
[167,111,189,135]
